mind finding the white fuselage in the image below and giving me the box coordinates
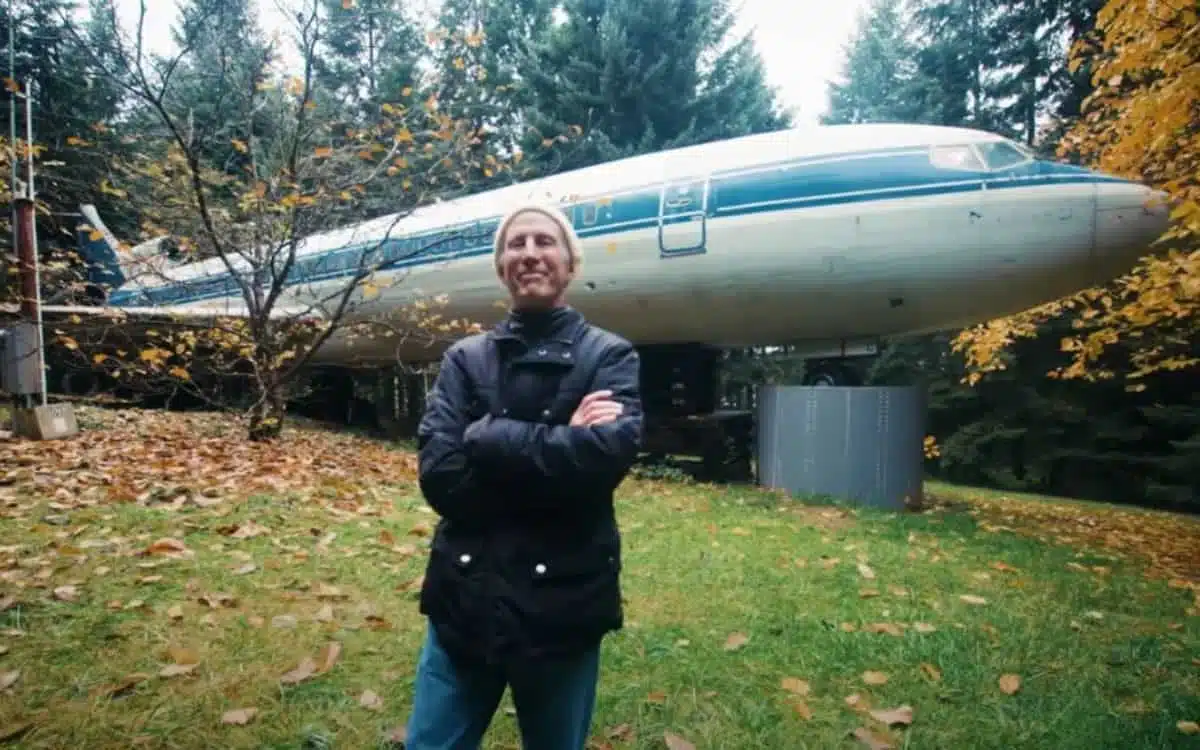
[106,123,1169,366]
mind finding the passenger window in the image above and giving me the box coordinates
[580,204,598,226]
[977,141,1031,170]
[929,145,984,171]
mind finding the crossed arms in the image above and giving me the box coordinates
[416,339,644,523]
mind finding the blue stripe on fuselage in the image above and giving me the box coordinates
[108,148,1121,307]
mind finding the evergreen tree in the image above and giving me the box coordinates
[0,0,127,301]
[907,0,1004,129]
[426,0,558,189]
[150,0,275,177]
[821,0,927,125]
[315,0,423,119]
[517,0,789,175]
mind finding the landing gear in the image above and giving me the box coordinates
[637,343,755,483]
[802,359,864,387]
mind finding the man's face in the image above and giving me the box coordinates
[497,210,574,309]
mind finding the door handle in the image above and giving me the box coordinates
[665,197,692,209]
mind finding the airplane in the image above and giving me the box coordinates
[5,121,1171,470]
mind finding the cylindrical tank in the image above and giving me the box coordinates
[755,385,926,511]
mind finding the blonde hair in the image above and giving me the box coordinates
[492,203,584,273]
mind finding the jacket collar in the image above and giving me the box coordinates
[489,305,585,346]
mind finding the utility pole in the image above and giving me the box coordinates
[2,2,77,439]
[13,75,47,407]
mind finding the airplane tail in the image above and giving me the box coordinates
[76,204,129,290]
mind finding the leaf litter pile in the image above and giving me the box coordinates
[2,406,417,506]
[953,486,1200,584]
[0,407,1196,748]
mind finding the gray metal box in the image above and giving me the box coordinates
[756,385,926,511]
[0,322,42,395]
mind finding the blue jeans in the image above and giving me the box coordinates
[404,624,601,750]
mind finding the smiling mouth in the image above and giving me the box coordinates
[518,273,545,283]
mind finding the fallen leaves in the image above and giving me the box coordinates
[966,493,1200,583]
[852,726,896,749]
[0,406,418,508]
[870,705,914,726]
[723,632,749,651]
[358,688,384,710]
[221,707,258,726]
[663,731,696,750]
[862,670,889,686]
[280,641,342,685]
[781,677,810,696]
[998,674,1021,695]
[143,538,193,558]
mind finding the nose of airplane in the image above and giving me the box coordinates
[1093,178,1172,277]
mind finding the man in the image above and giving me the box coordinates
[405,203,644,749]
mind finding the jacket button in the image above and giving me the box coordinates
[541,409,551,418]
[537,348,547,356]
[534,563,547,575]
[562,352,571,359]
[459,553,471,565]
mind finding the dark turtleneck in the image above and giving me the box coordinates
[507,304,577,343]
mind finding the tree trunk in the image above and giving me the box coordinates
[247,386,286,441]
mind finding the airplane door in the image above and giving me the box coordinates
[658,179,708,256]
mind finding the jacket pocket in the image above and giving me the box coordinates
[519,539,623,641]
[419,533,486,632]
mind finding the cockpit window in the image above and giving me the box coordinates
[976,140,1033,170]
[929,144,985,171]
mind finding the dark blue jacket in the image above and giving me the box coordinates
[415,305,644,666]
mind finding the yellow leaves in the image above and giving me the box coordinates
[98,179,127,199]
[313,146,333,159]
[230,138,248,154]
[66,135,91,147]
[138,347,171,366]
[957,0,1198,386]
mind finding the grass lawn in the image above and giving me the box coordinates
[0,408,1198,749]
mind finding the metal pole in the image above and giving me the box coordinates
[22,76,46,405]
[8,0,17,270]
